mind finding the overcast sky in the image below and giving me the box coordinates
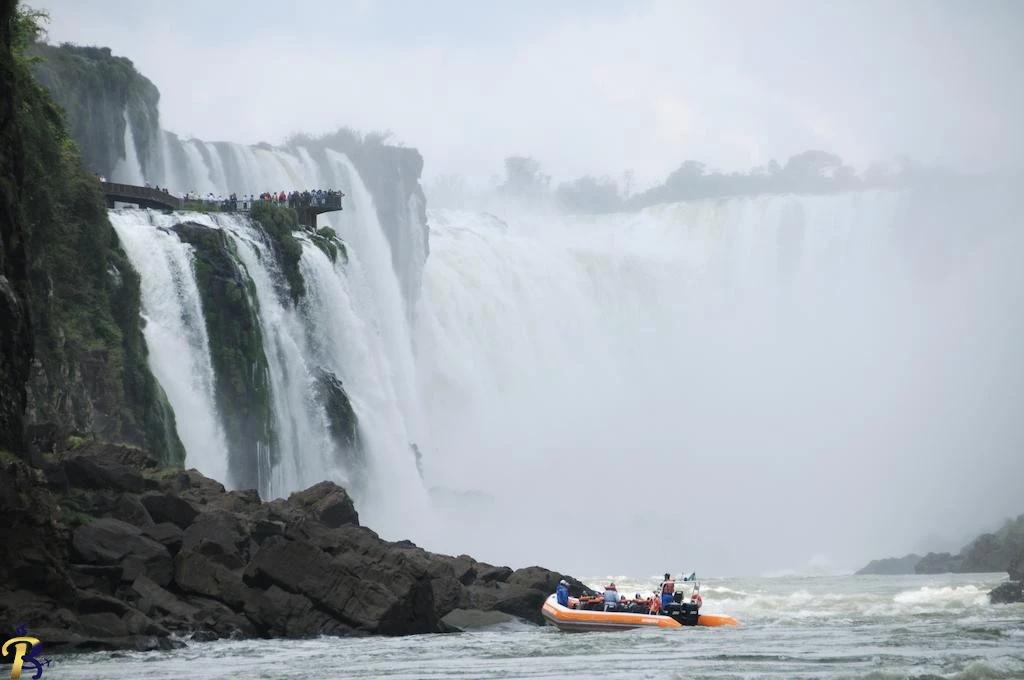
[37,0,1024,186]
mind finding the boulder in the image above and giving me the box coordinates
[285,481,359,528]
[180,510,251,569]
[243,584,354,638]
[129,575,198,621]
[989,580,1023,604]
[174,550,251,611]
[62,454,146,494]
[244,536,431,633]
[71,518,172,586]
[140,493,199,529]
[466,582,548,624]
[111,493,153,527]
[141,522,184,556]
[68,564,122,593]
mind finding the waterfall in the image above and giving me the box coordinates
[109,211,229,483]
[109,189,429,537]
[110,110,145,185]
[412,186,1024,572]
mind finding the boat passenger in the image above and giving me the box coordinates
[660,573,675,609]
[556,579,570,607]
[603,583,618,611]
[649,594,662,615]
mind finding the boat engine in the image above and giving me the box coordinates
[663,601,700,626]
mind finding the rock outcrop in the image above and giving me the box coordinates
[0,447,593,651]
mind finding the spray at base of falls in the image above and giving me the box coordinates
[413,186,1024,575]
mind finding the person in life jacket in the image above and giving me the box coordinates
[556,579,570,607]
[603,583,619,611]
[690,584,703,609]
[659,573,675,609]
[649,592,662,615]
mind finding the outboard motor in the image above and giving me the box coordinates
[663,601,700,626]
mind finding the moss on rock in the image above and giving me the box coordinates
[172,222,274,491]
[249,202,305,304]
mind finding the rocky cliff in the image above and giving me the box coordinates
[0,0,32,455]
[4,10,183,464]
[28,42,160,181]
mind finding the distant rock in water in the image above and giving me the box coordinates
[855,554,921,575]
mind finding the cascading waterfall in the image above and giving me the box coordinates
[109,171,430,537]
[412,186,1024,573]
[109,212,230,484]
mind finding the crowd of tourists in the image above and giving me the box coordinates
[556,572,702,615]
[181,189,344,212]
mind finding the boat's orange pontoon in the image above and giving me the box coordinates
[541,594,739,632]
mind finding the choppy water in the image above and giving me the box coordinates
[55,573,1023,679]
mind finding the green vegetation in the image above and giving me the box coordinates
[9,6,184,465]
[309,226,348,264]
[28,40,161,178]
[250,202,305,304]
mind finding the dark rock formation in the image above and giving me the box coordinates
[855,554,922,576]
[989,580,1023,604]
[0,447,592,651]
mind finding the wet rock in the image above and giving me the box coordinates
[141,522,184,556]
[129,575,198,621]
[140,492,199,529]
[286,481,359,528]
[989,580,1023,604]
[111,493,153,527]
[62,454,146,494]
[181,509,251,569]
[174,550,251,611]
[466,582,548,625]
[244,584,354,638]
[71,518,172,586]
[440,608,520,632]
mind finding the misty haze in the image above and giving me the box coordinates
[1,1,1022,678]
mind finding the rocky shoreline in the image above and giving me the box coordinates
[0,444,592,652]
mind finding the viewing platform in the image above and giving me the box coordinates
[101,181,183,211]
[100,182,344,227]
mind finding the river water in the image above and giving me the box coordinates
[54,573,1023,679]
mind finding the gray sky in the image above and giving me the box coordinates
[37,0,1024,187]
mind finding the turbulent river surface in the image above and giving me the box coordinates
[55,574,1023,679]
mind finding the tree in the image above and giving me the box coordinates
[498,156,550,200]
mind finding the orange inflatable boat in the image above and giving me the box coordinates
[541,594,739,632]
